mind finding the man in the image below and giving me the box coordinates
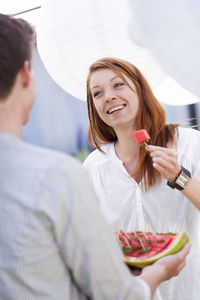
[0,13,190,300]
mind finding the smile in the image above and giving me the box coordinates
[107,104,126,114]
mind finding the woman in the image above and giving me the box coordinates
[83,57,200,300]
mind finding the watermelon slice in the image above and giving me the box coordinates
[133,129,150,147]
[115,231,189,268]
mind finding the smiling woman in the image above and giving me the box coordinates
[83,57,200,300]
[89,68,139,131]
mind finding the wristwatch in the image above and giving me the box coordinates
[167,166,191,190]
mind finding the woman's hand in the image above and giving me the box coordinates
[139,243,191,297]
[146,145,200,210]
[142,243,191,279]
[145,145,181,182]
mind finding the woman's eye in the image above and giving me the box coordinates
[93,91,101,98]
[114,82,124,88]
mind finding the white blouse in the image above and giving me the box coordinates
[83,126,200,300]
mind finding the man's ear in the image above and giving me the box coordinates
[19,61,31,88]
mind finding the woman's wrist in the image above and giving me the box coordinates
[139,264,166,296]
[167,165,191,191]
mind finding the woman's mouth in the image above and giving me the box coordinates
[107,104,126,114]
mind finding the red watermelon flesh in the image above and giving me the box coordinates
[115,231,189,268]
[133,129,150,146]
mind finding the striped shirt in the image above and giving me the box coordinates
[0,133,150,300]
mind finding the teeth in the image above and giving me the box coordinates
[108,105,124,114]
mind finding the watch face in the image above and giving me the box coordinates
[175,172,190,188]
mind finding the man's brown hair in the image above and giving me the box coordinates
[0,14,35,99]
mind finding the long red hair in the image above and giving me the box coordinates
[86,57,178,190]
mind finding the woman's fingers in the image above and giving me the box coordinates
[145,145,181,180]
[152,156,180,180]
[146,145,176,156]
[153,243,191,279]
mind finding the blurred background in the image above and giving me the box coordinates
[1,1,199,161]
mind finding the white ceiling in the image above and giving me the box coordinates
[0,1,41,15]
[0,1,41,29]
[37,0,199,104]
[1,1,199,105]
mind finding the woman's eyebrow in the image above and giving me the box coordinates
[111,76,121,82]
[91,85,99,90]
[91,76,122,89]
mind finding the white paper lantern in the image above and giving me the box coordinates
[37,0,199,105]
[130,0,200,103]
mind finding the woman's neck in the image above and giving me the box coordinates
[114,128,141,180]
[114,127,139,162]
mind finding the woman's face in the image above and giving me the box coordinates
[89,68,139,131]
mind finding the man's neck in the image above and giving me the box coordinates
[0,90,25,139]
[0,109,23,139]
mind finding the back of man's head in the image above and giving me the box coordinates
[0,14,35,100]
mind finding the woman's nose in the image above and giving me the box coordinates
[105,90,116,102]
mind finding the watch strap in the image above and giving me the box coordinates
[167,166,191,190]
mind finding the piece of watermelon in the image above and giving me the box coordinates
[133,129,150,147]
[115,231,189,268]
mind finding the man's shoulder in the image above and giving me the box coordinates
[24,141,68,160]
[0,134,85,177]
[25,142,90,198]
[25,141,82,170]
[11,139,84,183]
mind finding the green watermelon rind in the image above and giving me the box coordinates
[124,232,189,268]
